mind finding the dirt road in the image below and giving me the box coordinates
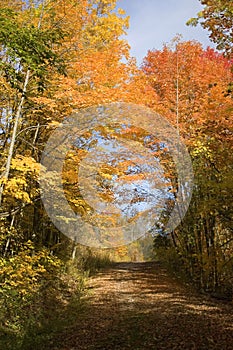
[54,262,233,350]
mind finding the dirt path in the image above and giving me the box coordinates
[54,262,233,350]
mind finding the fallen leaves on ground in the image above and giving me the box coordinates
[52,262,233,350]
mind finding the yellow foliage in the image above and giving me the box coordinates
[191,140,214,161]
[0,243,63,297]
[11,155,40,174]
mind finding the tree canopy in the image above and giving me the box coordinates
[187,0,233,57]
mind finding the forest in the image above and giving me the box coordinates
[0,1,232,349]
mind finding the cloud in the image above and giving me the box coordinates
[118,0,215,64]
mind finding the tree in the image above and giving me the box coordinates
[1,0,150,338]
[143,40,233,293]
[0,0,158,254]
[187,0,233,57]
[0,1,66,206]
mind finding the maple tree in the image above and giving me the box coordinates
[143,40,233,292]
[0,0,136,229]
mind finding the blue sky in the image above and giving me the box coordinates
[118,0,215,65]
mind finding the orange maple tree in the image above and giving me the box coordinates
[143,40,233,291]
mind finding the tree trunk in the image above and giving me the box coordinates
[0,69,30,206]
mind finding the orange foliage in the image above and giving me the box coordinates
[142,41,233,145]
